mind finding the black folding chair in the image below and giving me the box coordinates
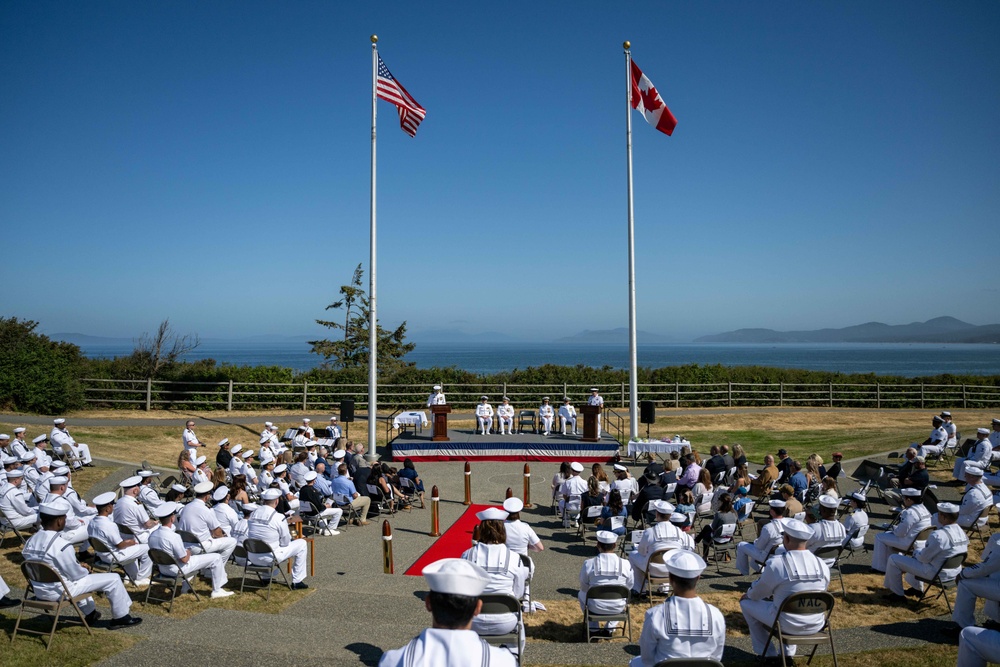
[914,552,967,614]
[583,584,632,642]
[11,560,94,650]
[761,591,838,667]
[144,547,201,613]
[477,594,523,667]
[241,537,293,601]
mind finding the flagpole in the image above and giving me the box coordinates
[367,34,379,462]
[624,41,639,442]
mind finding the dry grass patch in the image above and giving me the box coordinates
[130,574,313,619]
[2,615,139,667]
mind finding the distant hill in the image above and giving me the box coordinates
[696,317,1000,344]
[555,328,681,344]
[408,329,521,343]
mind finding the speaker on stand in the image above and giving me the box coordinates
[640,401,655,439]
[340,399,355,439]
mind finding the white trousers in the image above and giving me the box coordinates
[473,613,524,654]
[0,574,9,598]
[578,590,626,629]
[741,599,823,657]
[250,539,308,583]
[597,414,602,437]
[959,627,1000,667]
[498,417,513,434]
[180,553,228,593]
[192,536,237,564]
[954,576,1000,628]
[540,416,553,434]
[736,541,769,576]
[478,417,492,434]
[884,553,952,595]
[561,417,577,434]
[317,507,343,530]
[4,513,37,531]
[70,443,93,466]
[57,572,133,619]
[61,524,90,548]
[100,543,152,582]
[872,531,916,572]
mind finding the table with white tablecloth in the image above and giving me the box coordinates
[393,411,429,431]
[626,440,691,458]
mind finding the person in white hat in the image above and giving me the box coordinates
[502,496,542,604]
[50,418,93,468]
[884,502,968,602]
[990,418,1000,460]
[215,438,234,470]
[182,420,204,463]
[611,464,638,506]
[42,476,91,549]
[268,423,286,457]
[378,558,517,667]
[736,499,788,576]
[537,397,554,436]
[805,495,847,566]
[587,388,604,437]
[10,427,30,459]
[148,502,233,598]
[842,492,869,551]
[191,455,212,486]
[461,507,527,656]
[475,396,494,436]
[30,456,54,504]
[940,411,958,449]
[300,418,315,440]
[0,433,9,458]
[137,470,164,511]
[740,518,830,659]
[211,486,240,536]
[0,468,39,530]
[947,529,1000,637]
[23,502,143,627]
[298,470,343,536]
[951,463,992,530]
[631,550,725,665]
[240,449,258,484]
[955,428,994,480]
[88,492,152,587]
[427,384,447,407]
[177,481,237,564]
[326,416,342,443]
[496,397,515,435]
[871,487,932,572]
[31,433,52,469]
[917,415,948,459]
[271,464,302,512]
[113,476,156,543]
[628,499,685,594]
[579,530,633,636]
[19,451,40,495]
[248,488,310,589]
[559,397,578,436]
[260,421,274,440]
[558,462,589,528]
[257,437,276,468]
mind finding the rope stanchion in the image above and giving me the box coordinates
[523,463,533,508]
[382,520,394,574]
[463,461,472,505]
[430,485,441,537]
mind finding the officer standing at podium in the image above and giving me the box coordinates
[588,388,604,437]
[427,385,447,438]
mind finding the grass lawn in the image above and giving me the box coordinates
[2,615,139,667]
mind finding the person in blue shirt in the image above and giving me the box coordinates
[733,486,753,518]
[599,489,628,536]
[331,463,372,525]
[397,458,426,509]
[313,462,334,496]
[789,460,809,502]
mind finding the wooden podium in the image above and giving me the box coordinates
[431,405,452,442]
[580,405,601,442]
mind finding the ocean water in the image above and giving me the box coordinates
[76,341,1000,377]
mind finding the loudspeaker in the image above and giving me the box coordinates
[340,399,355,423]
[640,401,655,424]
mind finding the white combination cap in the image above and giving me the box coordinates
[231,444,243,455]
[978,428,991,436]
[783,519,813,540]
[938,502,960,514]
[260,488,281,501]
[273,464,287,474]
[423,558,490,596]
[330,416,338,421]
[542,396,550,401]
[901,487,922,497]
[304,471,318,482]
[193,481,214,495]
[242,449,255,458]
[590,387,599,392]
[651,499,675,515]
[302,418,311,423]
[941,411,952,418]
[119,475,142,489]
[332,450,346,460]
[138,470,159,478]
[502,397,509,401]
[563,397,570,402]
[154,502,181,519]
[476,507,508,522]
[665,550,707,578]
[53,418,66,425]
[480,395,488,400]
[39,502,69,517]
[195,455,207,466]
[433,385,442,390]
[818,495,839,509]
[613,464,627,472]
[33,435,48,444]
[217,438,230,447]
[596,530,618,544]
[212,486,230,502]
[264,422,273,428]
[570,462,584,473]
[503,497,524,513]
[93,492,117,506]
[259,435,271,445]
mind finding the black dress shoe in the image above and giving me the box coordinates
[109,614,143,628]
[904,587,923,597]
[882,592,908,604]
[84,609,102,624]
[941,624,962,638]
[0,596,20,608]
[291,581,309,590]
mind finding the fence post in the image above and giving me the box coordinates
[963,384,967,408]
[779,382,784,407]
[876,383,881,409]
[563,382,567,399]
[227,380,233,411]
[920,384,924,409]
[829,382,834,408]
[303,381,308,411]
[502,382,507,398]
[145,378,152,412]
[675,382,679,408]
[728,382,732,408]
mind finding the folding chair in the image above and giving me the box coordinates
[0,506,34,545]
[814,530,856,596]
[333,493,359,529]
[177,528,208,554]
[913,552,967,614]
[583,584,632,642]
[693,494,714,530]
[241,537,293,601]
[619,528,643,558]
[704,524,738,573]
[144,547,201,613]
[398,477,418,505]
[517,410,536,434]
[11,560,94,650]
[634,500,652,532]
[903,526,935,557]
[518,553,533,612]
[641,548,674,603]
[477,594,524,667]
[367,483,395,515]
[578,505,605,542]
[737,501,757,539]
[964,507,991,548]
[88,536,140,586]
[761,591,838,667]
[843,523,870,559]
[296,501,324,536]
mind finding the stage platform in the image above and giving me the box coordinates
[388,428,622,462]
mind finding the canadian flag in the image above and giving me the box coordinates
[630,60,677,136]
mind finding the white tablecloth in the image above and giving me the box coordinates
[627,440,691,457]
[393,411,429,429]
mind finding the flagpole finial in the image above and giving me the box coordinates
[623,40,630,50]
[371,34,378,43]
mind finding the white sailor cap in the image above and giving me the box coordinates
[193,481,214,495]
[940,411,952,418]
[665,550,707,578]
[613,463,628,472]
[49,476,69,485]
[993,418,1000,425]
[195,455,207,466]
[242,503,258,513]
[0,434,8,440]
[53,418,66,425]
[230,444,243,455]
[932,415,944,423]
[93,492,117,506]
[542,396,550,401]
[978,428,991,436]
[850,492,867,504]
[260,488,281,501]
[669,512,688,524]
[590,387,599,392]
[769,499,786,509]
[13,427,26,434]
[333,450,346,460]
[171,484,187,493]
[242,449,255,458]
[138,470,160,478]
[964,463,985,477]
[503,497,524,513]
[476,507,508,522]
[783,519,813,540]
[39,502,68,517]
[218,438,230,447]
[20,452,36,462]
[651,499,675,515]
[35,459,50,470]
[154,502,181,519]
[302,418,311,423]
[6,469,24,479]
[1,456,16,465]
[423,558,490,596]
[937,502,960,515]
[33,435,48,444]
[596,530,618,544]
[264,422,273,428]
[901,487,922,497]
[304,471,318,482]
[212,486,230,501]
[259,435,271,445]
[119,475,142,489]
[433,385,442,390]
[570,462,584,473]
[273,464,287,474]
[269,424,279,430]
[818,495,839,509]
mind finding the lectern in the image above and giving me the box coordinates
[580,404,601,442]
[431,404,452,442]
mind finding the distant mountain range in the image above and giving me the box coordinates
[695,317,1000,344]
[554,328,682,344]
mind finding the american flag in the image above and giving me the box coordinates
[377,55,426,138]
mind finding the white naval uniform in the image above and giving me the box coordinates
[213,502,241,537]
[959,626,1000,667]
[0,573,9,599]
[991,430,1000,462]
[504,520,541,556]
[954,533,1000,629]
[806,519,847,567]
[497,404,515,434]
[378,628,517,667]
[138,483,164,511]
[182,428,200,462]
[148,523,228,593]
[922,426,948,456]
[740,550,831,657]
[32,446,52,469]
[113,494,155,543]
[87,514,152,582]
[885,523,968,596]
[587,394,604,436]
[248,504,308,583]
[558,404,577,435]
[11,438,29,459]
[476,403,494,435]
[258,445,275,467]
[538,404,554,435]
[0,481,38,529]
[23,529,134,618]
[461,542,527,653]
[842,510,869,550]
[736,517,786,576]
[50,427,92,467]
[558,475,588,526]
[951,483,992,529]
[427,391,447,437]
[229,456,245,480]
[42,494,90,548]
[944,421,958,447]
[629,521,689,592]
[630,596,726,666]
[872,502,932,572]
[955,438,993,480]
[578,552,634,628]
[177,499,237,563]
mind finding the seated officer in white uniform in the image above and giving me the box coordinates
[587,388,604,437]
[177,481,237,564]
[736,499,787,576]
[378,558,517,667]
[941,411,958,447]
[806,495,847,566]
[461,507,528,656]
[230,502,256,565]
[559,397,578,435]
[884,501,968,601]
[228,445,245,480]
[558,462,588,527]
[502,498,543,557]
[10,428,30,459]
[579,530,634,635]
[31,434,53,468]
[211,486,240,536]
[42,476,91,549]
[113,475,157,543]
[192,455,212,485]
[538,397,555,436]
[918,415,948,458]
[959,626,1000,667]
[631,550,725,666]
[50,418,93,468]
[945,531,1000,636]
[496,398,515,435]
[872,487,931,572]
[475,396,494,435]
[88,492,152,586]
[629,500,687,594]
[0,572,18,608]
[842,491,869,551]
[148,501,233,598]
[950,463,992,529]
[136,470,163,511]
[249,488,310,589]
[0,468,38,530]
[23,502,142,627]
[955,429,994,481]
[740,519,830,659]
[991,419,1000,461]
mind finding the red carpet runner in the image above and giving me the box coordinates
[404,504,496,576]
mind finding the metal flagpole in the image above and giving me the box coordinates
[367,35,379,462]
[624,41,639,442]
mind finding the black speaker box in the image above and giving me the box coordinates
[640,400,655,424]
[340,399,355,423]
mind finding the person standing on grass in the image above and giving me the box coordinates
[182,420,205,463]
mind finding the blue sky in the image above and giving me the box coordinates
[2,1,998,342]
